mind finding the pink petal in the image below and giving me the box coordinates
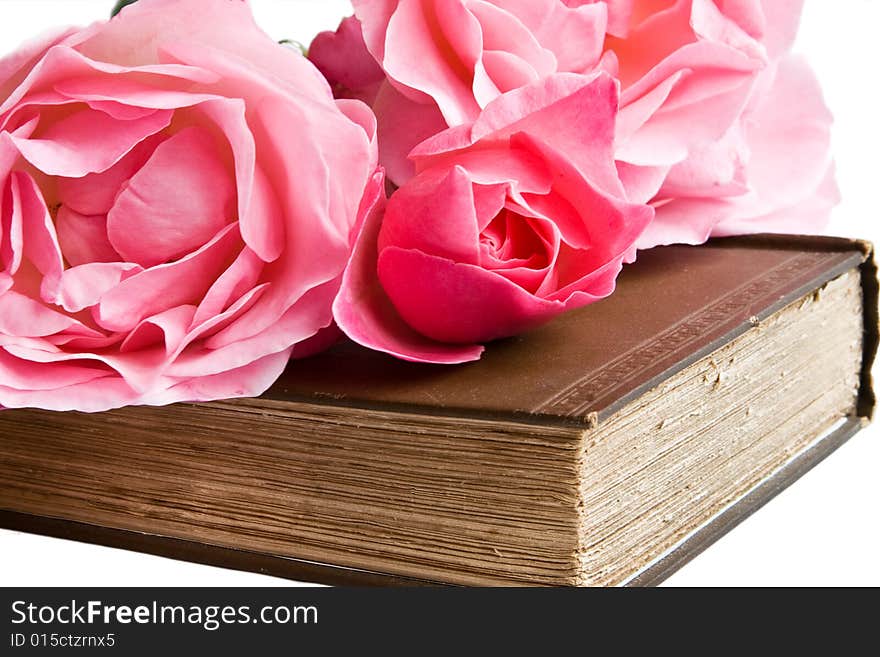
[564,0,632,37]
[379,166,480,265]
[659,123,750,199]
[0,26,78,92]
[508,132,655,253]
[333,171,484,364]
[377,246,564,344]
[379,0,483,125]
[14,172,64,296]
[1,176,24,277]
[290,323,344,360]
[195,97,286,264]
[739,56,832,208]
[142,349,293,407]
[335,98,378,152]
[714,160,838,237]
[0,374,140,413]
[308,16,385,96]
[55,75,222,110]
[107,126,235,268]
[484,0,607,73]
[55,206,121,267]
[94,223,242,333]
[73,0,330,99]
[0,291,81,337]
[617,42,760,167]
[616,161,671,204]
[371,80,448,186]
[45,262,142,313]
[1,44,216,118]
[57,133,165,216]
[120,304,197,355]
[0,347,111,391]
[759,0,805,58]
[177,279,339,376]
[12,106,173,177]
[467,1,557,95]
[413,73,624,198]
[191,247,264,328]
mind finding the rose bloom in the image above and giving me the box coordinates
[333,74,653,363]
[0,0,377,411]
[311,0,836,246]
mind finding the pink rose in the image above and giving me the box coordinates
[312,0,836,246]
[0,0,377,411]
[310,0,609,184]
[333,74,653,363]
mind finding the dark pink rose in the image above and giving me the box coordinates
[0,0,377,411]
[333,74,653,363]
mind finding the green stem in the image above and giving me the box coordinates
[111,0,139,18]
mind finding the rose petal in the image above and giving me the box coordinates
[13,172,64,297]
[371,80,448,186]
[120,304,197,355]
[380,0,484,124]
[45,262,142,314]
[0,26,78,93]
[333,171,484,364]
[107,126,235,268]
[55,206,121,267]
[0,291,82,337]
[57,133,165,216]
[200,91,373,348]
[379,165,480,265]
[377,246,564,344]
[413,72,624,198]
[94,223,242,333]
[12,105,173,177]
[191,246,264,328]
[141,349,292,408]
[309,15,385,95]
[0,347,111,392]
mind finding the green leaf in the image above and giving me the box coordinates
[111,0,139,17]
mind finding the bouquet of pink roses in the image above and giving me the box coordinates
[0,0,834,411]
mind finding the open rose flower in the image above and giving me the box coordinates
[0,0,377,411]
[312,0,836,247]
[333,73,653,363]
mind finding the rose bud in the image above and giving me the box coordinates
[333,73,653,363]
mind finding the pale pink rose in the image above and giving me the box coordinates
[310,0,609,184]
[639,54,837,246]
[0,0,377,412]
[607,0,837,248]
[333,74,653,363]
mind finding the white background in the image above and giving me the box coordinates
[0,0,877,586]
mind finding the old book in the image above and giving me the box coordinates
[1,235,876,586]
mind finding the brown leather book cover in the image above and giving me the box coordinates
[0,234,876,586]
[270,234,878,424]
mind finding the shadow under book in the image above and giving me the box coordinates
[1,234,876,586]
